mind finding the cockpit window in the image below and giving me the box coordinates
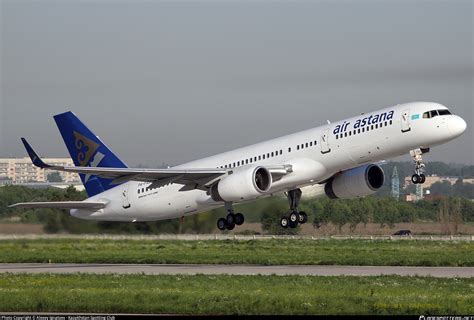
[423,109,451,119]
[430,110,438,118]
[438,109,451,116]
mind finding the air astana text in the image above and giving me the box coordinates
[333,110,395,134]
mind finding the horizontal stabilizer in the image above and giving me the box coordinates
[9,201,106,210]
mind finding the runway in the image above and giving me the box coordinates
[0,263,472,277]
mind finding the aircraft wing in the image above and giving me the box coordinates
[21,138,291,190]
[9,201,106,209]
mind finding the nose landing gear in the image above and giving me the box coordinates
[217,202,245,231]
[410,148,429,184]
[280,188,308,229]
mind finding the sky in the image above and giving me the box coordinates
[1,0,473,166]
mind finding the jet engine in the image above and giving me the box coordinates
[324,164,384,199]
[210,166,272,202]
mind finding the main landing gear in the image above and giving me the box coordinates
[217,202,245,231]
[410,148,429,184]
[280,188,308,229]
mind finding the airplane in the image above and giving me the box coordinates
[10,101,467,230]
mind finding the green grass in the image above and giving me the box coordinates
[0,239,473,266]
[0,273,472,314]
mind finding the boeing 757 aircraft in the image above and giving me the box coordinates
[10,102,467,230]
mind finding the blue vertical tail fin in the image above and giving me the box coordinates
[54,111,128,197]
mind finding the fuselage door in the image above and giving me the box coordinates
[401,109,411,133]
[122,182,131,209]
[320,128,331,154]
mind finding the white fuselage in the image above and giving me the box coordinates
[71,101,467,221]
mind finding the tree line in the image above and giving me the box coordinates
[1,185,473,235]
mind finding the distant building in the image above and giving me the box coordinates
[423,193,446,202]
[0,157,80,184]
[403,193,418,202]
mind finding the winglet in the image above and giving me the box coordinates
[21,138,51,169]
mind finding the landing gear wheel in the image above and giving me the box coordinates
[280,217,289,228]
[234,213,245,226]
[289,211,299,223]
[226,222,235,231]
[419,174,426,184]
[226,213,235,225]
[410,148,428,185]
[411,174,421,184]
[217,218,228,231]
[298,212,308,224]
[289,220,298,229]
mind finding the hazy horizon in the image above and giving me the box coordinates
[1,0,473,166]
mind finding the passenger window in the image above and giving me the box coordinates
[288,147,291,152]
[280,150,282,155]
[344,132,348,137]
[271,152,274,157]
[246,159,248,164]
[263,155,265,159]
[357,129,360,134]
[310,141,313,146]
[371,125,374,130]
[297,145,299,150]
[305,143,308,148]
[314,140,317,145]
[237,161,240,166]
[336,135,339,140]
[258,156,261,160]
[390,120,393,125]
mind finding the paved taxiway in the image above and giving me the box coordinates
[0,263,472,277]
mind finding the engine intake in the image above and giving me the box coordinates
[210,166,272,202]
[325,164,384,199]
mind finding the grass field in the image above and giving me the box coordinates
[0,239,473,266]
[0,273,471,314]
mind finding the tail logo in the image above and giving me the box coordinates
[73,131,100,166]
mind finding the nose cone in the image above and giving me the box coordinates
[449,115,467,138]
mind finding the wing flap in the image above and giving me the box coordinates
[20,137,226,187]
[20,138,293,190]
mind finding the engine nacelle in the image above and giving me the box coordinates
[324,164,385,199]
[210,166,272,202]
